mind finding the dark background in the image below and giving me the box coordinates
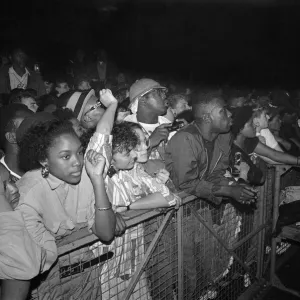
[1,0,300,87]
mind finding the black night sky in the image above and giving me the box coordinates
[1,0,300,87]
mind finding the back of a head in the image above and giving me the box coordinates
[112,122,139,154]
[0,103,33,148]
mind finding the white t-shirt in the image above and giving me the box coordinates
[124,114,173,137]
[255,128,282,164]
[258,128,281,151]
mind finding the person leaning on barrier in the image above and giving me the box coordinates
[165,89,257,206]
[14,93,117,299]
[78,89,181,299]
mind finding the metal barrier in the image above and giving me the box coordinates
[269,165,300,298]
[29,169,286,300]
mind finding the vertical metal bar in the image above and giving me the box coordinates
[177,205,184,300]
[256,182,265,279]
[123,210,175,300]
[270,166,281,284]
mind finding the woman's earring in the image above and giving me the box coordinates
[41,165,50,178]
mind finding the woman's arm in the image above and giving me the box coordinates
[86,150,116,242]
[91,179,116,241]
[128,192,170,210]
[255,141,298,165]
[95,89,118,135]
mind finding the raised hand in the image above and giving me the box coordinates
[85,150,106,180]
[99,89,118,107]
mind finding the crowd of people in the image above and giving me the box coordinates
[1,47,300,300]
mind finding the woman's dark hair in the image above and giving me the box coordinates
[230,106,254,138]
[19,120,77,172]
[112,122,139,154]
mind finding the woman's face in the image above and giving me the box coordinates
[112,148,137,171]
[44,133,84,184]
[241,119,256,138]
[134,128,149,163]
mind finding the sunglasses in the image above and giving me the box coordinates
[84,100,106,117]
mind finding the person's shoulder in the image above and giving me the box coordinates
[17,170,44,192]
[168,123,198,144]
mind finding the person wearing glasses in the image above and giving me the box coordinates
[124,78,173,161]
[58,89,107,131]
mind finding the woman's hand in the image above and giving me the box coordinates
[85,150,106,180]
[155,169,170,184]
[99,89,118,107]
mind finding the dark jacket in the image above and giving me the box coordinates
[165,122,232,205]
[0,65,46,97]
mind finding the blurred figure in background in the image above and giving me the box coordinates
[0,48,46,97]
[53,77,70,98]
[74,74,91,91]
[9,90,38,113]
[164,93,191,122]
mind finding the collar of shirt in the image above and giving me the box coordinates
[45,172,77,190]
[8,66,30,78]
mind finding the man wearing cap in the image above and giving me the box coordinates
[124,78,172,161]
[58,89,106,130]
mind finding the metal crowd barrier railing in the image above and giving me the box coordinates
[269,165,300,298]
[28,166,300,300]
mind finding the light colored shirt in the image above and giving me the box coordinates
[258,128,281,150]
[8,67,29,90]
[15,133,109,273]
[0,210,42,280]
[255,128,283,164]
